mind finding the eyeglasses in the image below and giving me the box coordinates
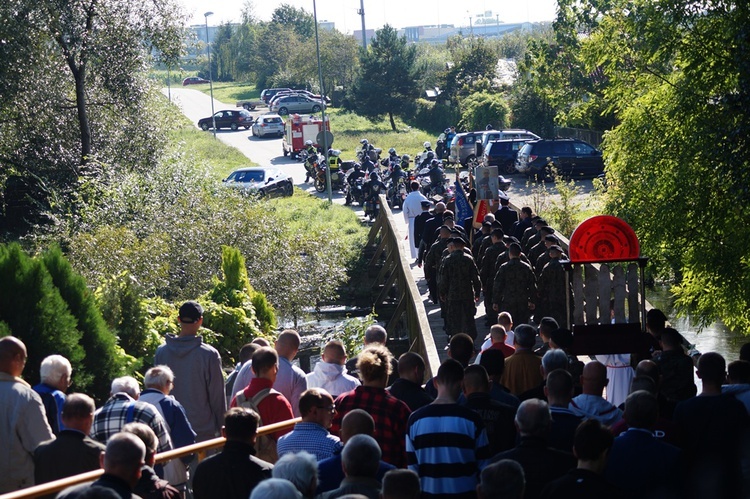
[317,404,336,414]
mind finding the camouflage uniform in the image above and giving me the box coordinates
[528,239,547,266]
[535,248,568,276]
[475,235,494,267]
[480,242,506,325]
[439,249,481,339]
[537,257,571,328]
[524,229,543,255]
[424,237,449,303]
[492,258,537,325]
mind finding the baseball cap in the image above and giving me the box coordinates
[178,301,204,324]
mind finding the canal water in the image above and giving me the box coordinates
[646,286,746,363]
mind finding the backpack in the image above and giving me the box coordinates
[135,395,189,488]
[234,388,280,463]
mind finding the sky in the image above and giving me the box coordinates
[182,0,558,32]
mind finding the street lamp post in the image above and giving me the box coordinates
[312,0,332,202]
[204,11,216,138]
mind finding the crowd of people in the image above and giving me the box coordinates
[2,201,750,498]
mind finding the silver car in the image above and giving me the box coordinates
[223,167,294,198]
[269,95,326,115]
[251,114,284,138]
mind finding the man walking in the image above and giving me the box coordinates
[402,181,429,260]
[438,235,481,340]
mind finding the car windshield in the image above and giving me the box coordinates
[228,170,265,183]
[264,117,282,124]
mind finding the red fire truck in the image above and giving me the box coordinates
[282,114,331,159]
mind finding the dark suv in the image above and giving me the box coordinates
[197,109,253,131]
[483,139,533,174]
[515,138,604,179]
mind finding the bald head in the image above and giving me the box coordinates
[340,409,375,443]
[581,361,608,395]
[364,325,387,345]
[435,202,446,214]
[276,330,301,360]
[0,336,27,377]
[322,340,347,365]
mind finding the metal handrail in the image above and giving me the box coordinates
[367,195,441,378]
[0,417,301,499]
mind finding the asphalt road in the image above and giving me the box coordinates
[164,87,598,237]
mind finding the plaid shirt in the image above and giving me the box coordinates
[91,393,173,453]
[276,422,342,462]
[332,386,411,468]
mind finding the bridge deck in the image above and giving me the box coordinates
[390,218,489,361]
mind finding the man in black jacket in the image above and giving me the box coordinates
[192,408,273,499]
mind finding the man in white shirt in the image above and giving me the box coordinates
[402,181,428,259]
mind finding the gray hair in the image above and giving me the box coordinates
[272,451,318,496]
[111,376,140,398]
[342,434,381,478]
[250,479,302,499]
[40,355,72,385]
[541,349,569,375]
[515,399,551,437]
[144,365,174,390]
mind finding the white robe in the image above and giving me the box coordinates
[402,190,428,258]
[595,353,635,408]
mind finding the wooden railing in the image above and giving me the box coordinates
[366,195,441,379]
[0,418,301,499]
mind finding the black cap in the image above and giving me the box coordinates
[540,226,555,235]
[421,200,432,208]
[549,245,563,254]
[491,220,503,229]
[179,301,203,324]
[544,234,559,243]
[443,213,454,221]
[482,221,492,227]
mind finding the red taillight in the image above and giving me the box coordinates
[458,137,464,145]
[529,155,538,162]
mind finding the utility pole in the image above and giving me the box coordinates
[357,0,367,49]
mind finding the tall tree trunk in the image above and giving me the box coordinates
[73,66,91,166]
[388,111,396,131]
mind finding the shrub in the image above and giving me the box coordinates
[41,245,127,401]
[0,243,84,390]
[458,91,511,131]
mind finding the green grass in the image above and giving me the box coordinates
[166,110,256,179]
[204,82,260,104]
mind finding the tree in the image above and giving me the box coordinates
[444,36,500,100]
[350,25,418,131]
[459,92,511,131]
[271,4,315,39]
[574,0,750,332]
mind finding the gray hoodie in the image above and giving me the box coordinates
[154,334,226,442]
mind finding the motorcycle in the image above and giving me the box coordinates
[386,175,408,209]
[357,146,382,164]
[343,169,367,206]
[313,159,354,193]
[303,152,319,183]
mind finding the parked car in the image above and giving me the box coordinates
[515,138,605,180]
[482,139,533,174]
[260,88,292,104]
[223,167,294,198]
[197,109,253,131]
[182,76,210,86]
[251,114,285,138]
[269,95,326,115]
[479,129,540,157]
[448,131,485,166]
[270,89,331,104]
